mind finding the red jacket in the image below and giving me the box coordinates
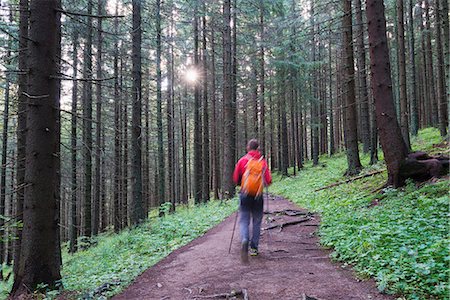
[233,150,272,186]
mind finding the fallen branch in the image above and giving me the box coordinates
[264,209,309,216]
[314,169,385,191]
[193,289,248,299]
[263,218,311,230]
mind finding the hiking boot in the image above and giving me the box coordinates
[249,247,258,256]
[240,241,249,263]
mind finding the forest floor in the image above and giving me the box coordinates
[113,194,392,300]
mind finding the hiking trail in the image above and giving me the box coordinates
[113,195,393,300]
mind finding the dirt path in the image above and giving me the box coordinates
[113,195,393,300]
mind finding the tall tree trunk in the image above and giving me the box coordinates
[355,0,371,153]
[280,71,289,176]
[442,0,449,111]
[0,9,12,277]
[93,0,103,235]
[269,77,275,170]
[156,0,166,212]
[69,30,79,253]
[121,54,129,228]
[113,1,121,232]
[435,0,448,136]
[131,0,144,224]
[11,0,62,295]
[82,0,93,237]
[342,0,362,175]
[232,0,238,155]
[202,6,210,203]
[366,0,409,187]
[143,66,150,213]
[14,0,29,277]
[167,1,175,210]
[259,0,266,154]
[6,151,14,265]
[222,0,235,199]
[211,25,220,200]
[424,0,438,125]
[328,33,335,156]
[130,0,145,225]
[180,84,188,204]
[408,0,419,135]
[418,3,431,126]
[396,0,411,149]
[193,0,203,204]
[311,2,319,166]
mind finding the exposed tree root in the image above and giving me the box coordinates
[264,209,309,216]
[193,289,248,299]
[399,152,449,182]
[263,218,311,231]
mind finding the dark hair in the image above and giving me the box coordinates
[247,139,259,150]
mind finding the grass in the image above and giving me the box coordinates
[270,128,449,299]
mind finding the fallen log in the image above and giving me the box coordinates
[263,218,311,230]
[314,169,385,191]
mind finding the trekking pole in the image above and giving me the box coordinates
[228,209,239,254]
[265,185,272,252]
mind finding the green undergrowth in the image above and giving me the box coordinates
[0,200,237,299]
[271,128,449,299]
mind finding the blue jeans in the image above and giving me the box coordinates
[239,193,264,250]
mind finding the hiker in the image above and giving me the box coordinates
[233,139,272,262]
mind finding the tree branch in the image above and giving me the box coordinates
[56,8,125,18]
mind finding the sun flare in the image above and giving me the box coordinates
[185,68,199,83]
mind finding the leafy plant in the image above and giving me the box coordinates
[270,128,449,299]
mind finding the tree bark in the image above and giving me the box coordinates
[0,7,12,279]
[222,0,236,199]
[366,0,409,187]
[156,0,166,212]
[435,0,448,137]
[69,30,78,252]
[180,84,189,204]
[193,0,202,204]
[14,0,29,277]
[92,0,103,235]
[211,24,220,200]
[342,0,362,175]
[418,3,431,126]
[131,0,144,224]
[424,0,438,125]
[396,0,411,149]
[167,1,175,210]
[442,0,449,113]
[355,0,371,153]
[11,0,62,295]
[311,2,319,167]
[121,52,129,228]
[113,1,121,232]
[259,0,266,155]
[82,0,93,237]
[202,6,210,203]
[408,0,419,135]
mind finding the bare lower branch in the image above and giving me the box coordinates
[56,8,124,18]
[50,74,115,82]
[22,92,49,99]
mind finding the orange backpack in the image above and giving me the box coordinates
[241,156,265,197]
